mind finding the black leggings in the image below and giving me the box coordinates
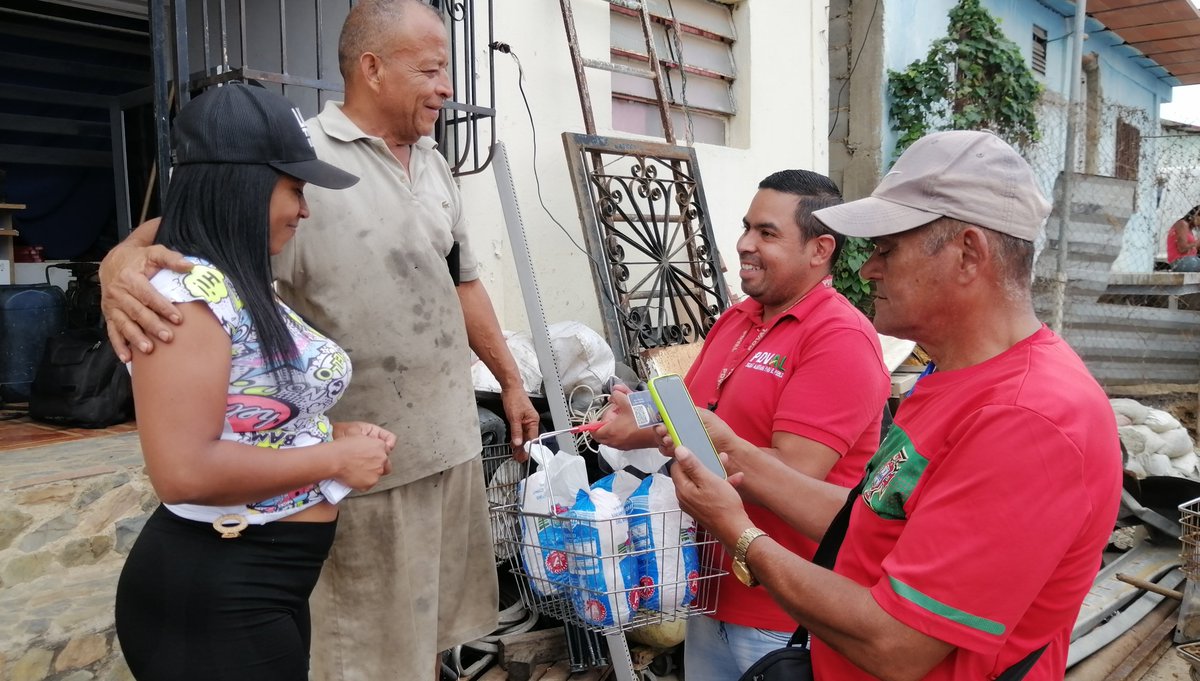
[115,505,336,681]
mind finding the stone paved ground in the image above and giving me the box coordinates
[0,432,152,681]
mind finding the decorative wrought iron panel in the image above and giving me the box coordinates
[562,133,731,376]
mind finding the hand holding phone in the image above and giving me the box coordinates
[648,374,727,479]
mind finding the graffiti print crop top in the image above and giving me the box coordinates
[146,257,353,524]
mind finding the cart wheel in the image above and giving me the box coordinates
[1191,665,1200,681]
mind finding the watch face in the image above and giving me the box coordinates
[732,559,756,587]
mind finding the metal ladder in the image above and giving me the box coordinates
[558,0,676,145]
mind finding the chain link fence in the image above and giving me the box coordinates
[1019,91,1200,390]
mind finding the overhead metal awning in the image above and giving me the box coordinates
[1088,0,1200,85]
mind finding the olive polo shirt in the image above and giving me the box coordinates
[274,101,482,491]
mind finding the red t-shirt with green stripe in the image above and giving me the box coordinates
[811,326,1122,679]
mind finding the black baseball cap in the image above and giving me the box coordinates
[172,82,358,190]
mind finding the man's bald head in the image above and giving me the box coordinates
[338,0,441,83]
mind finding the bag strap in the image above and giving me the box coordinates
[783,481,1051,681]
[786,478,865,647]
[994,644,1048,681]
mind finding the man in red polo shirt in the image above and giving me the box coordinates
[667,131,1123,680]
[594,169,890,680]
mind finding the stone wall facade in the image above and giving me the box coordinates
[1,433,153,681]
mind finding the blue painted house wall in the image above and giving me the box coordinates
[878,0,1177,271]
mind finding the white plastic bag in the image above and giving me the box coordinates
[516,445,589,597]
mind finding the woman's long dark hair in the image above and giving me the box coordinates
[155,163,297,378]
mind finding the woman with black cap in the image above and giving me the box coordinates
[114,82,394,681]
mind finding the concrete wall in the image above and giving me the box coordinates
[457,0,829,333]
[828,0,885,200]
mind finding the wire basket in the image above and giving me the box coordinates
[482,443,522,563]
[1177,640,1200,679]
[1179,496,1200,580]
[489,449,725,636]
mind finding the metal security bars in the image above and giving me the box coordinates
[149,0,496,210]
[563,133,731,375]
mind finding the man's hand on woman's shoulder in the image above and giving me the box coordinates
[100,218,193,361]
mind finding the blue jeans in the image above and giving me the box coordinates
[684,615,793,681]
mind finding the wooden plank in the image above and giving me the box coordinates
[499,629,570,681]
[473,665,511,681]
[642,342,703,377]
[534,660,575,681]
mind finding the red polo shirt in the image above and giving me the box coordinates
[685,277,890,631]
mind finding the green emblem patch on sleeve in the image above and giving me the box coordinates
[861,427,929,520]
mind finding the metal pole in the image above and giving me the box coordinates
[1052,0,1087,334]
[149,0,171,216]
[491,142,575,454]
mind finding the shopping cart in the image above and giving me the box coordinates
[487,426,726,638]
[1177,497,1200,678]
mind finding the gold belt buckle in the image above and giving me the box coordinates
[213,514,249,539]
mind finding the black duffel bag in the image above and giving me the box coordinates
[30,327,133,428]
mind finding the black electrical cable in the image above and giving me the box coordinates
[830,0,888,137]
[489,41,625,314]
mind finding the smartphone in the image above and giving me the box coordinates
[648,374,727,479]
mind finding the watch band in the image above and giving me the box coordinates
[735,527,767,565]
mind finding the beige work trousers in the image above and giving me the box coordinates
[309,458,498,680]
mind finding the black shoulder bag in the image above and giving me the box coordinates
[737,479,1047,681]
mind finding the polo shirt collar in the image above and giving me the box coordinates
[735,275,834,324]
[316,101,438,151]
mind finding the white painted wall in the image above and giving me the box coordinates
[458,0,829,333]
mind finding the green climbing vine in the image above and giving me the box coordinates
[833,238,874,317]
[887,0,1043,154]
[833,0,1044,316]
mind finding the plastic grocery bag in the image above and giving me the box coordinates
[625,474,700,613]
[564,487,640,627]
[516,445,588,597]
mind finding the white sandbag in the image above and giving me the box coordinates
[472,322,616,398]
[549,321,616,396]
[1172,451,1199,478]
[1125,459,1146,479]
[1119,425,1166,457]
[565,487,639,628]
[1115,413,1133,427]
[1145,453,1175,477]
[1160,428,1195,459]
[1110,398,1150,424]
[1144,409,1184,434]
[471,331,543,396]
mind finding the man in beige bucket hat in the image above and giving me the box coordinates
[663,130,1123,680]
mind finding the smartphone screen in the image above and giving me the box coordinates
[649,374,727,479]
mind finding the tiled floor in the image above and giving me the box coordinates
[0,410,136,452]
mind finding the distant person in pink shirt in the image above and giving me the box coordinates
[1167,205,1200,272]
